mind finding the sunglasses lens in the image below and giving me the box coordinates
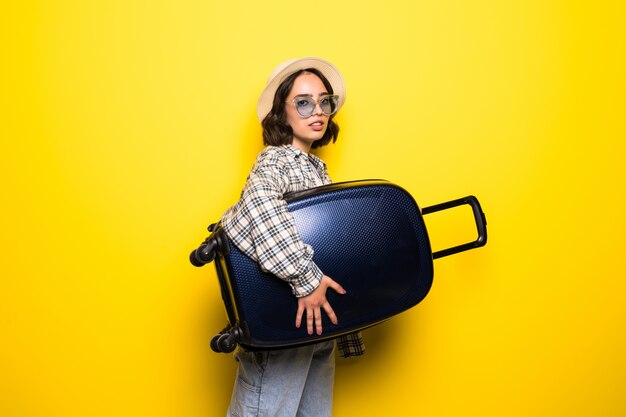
[319,95,338,115]
[295,98,315,117]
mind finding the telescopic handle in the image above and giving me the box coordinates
[421,195,487,259]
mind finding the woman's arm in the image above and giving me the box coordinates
[222,154,345,334]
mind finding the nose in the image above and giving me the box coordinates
[312,100,324,116]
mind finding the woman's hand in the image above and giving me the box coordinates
[295,275,346,335]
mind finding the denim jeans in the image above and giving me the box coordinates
[226,340,336,417]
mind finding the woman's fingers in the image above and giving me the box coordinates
[324,276,347,295]
[307,308,315,335]
[295,275,347,334]
[315,307,323,335]
[295,302,305,328]
[322,302,338,326]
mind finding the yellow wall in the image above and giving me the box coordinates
[2,1,625,416]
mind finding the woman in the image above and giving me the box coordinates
[222,57,364,417]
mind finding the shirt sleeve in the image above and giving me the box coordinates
[223,156,323,297]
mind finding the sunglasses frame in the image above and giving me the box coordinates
[288,94,339,117]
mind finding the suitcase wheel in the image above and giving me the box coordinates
[210,326,240,353]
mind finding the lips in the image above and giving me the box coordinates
[308,120,325,131]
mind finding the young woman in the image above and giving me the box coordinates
[221,57,364,416]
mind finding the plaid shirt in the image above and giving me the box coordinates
[221,145,365,358]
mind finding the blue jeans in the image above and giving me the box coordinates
[227,340,336,417]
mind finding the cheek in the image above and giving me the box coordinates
[285,114,295,129]
[285,109,301,130]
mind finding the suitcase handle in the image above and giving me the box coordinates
[421,195,487,259]
[189,223,229,267]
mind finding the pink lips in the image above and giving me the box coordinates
[309,120,325,131]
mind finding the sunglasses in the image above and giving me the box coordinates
[289,94,339,117]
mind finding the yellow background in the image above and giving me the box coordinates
[2,1,625,416]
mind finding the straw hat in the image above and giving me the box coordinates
[256,57,346,122]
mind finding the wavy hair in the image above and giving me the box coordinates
[261,68,340,149]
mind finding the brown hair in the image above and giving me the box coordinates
[261,68,340,149]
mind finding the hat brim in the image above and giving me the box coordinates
[256,57,346,122]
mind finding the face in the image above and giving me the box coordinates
[285,72,331,153]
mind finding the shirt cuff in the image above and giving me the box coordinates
[292,262,323,297]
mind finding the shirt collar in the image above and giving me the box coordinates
[283,144,308,158]
[283,145,326,170]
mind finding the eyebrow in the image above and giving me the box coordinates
[292,92,330,99]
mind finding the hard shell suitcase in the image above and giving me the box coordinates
[190,180,487,352]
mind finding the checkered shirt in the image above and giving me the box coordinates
[221,145,365,358]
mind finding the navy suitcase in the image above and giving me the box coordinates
[190,180,487,352]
